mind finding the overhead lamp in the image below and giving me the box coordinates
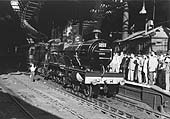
[139,0,147,14]
[29,1,40,6]
[10,0,20,11]
[11,0,18,6]
[12,5,20,10]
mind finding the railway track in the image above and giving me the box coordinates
[10,73,170,119]
[0,83,37,119]
[40,77,170,119]
[10,75,91,119]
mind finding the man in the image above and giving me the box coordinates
[137,55,143,83]
[30,63,36,82]
[128,53,136,81]
[164,56,170,92]
[142,55,149,84]
[118,52,124,73]
[109,53,119,73]
[148,52,158,85]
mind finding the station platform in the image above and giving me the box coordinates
[119,80,170,115]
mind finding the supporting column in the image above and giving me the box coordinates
[122,1,129,40]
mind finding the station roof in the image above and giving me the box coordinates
[1,1,170,45]
[114,26,170,43]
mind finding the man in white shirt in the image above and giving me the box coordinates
[148,52,158,85]
[165,56,170,92]
[109,53,119,73]
[128,53,136,81]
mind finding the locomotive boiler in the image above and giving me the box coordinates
[30,37,124,98]
[63,39,112,70]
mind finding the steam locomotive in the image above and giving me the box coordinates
[29,35,124,98]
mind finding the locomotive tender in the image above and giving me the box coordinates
[29,37,124,97]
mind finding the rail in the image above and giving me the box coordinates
[11,73,170,119]
[0,81,36,119]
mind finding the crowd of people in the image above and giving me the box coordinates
[109,51,170,92]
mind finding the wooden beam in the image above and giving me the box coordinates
[25,9,34,13]
[28,6,40,10]
[25,12,33,16]
[29,1,40,6]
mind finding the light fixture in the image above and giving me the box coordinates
[139,0,147,14]
[10,0,20,11]
[10,0,18,6]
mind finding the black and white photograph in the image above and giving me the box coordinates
[0,0,170,119]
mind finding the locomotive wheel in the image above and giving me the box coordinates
[50,75,54,81]
[103,84,108,94]
[52,75,58,83]
[107,84,119,98]
[107,85,113,98]
[72,83,80,92]
[83,85,92,97]
[56,77,61,83]
[61,77,67,87]
[41,66,48,76]
[58,77,63,84]
[92,85,99,98]
[41,68,45,75]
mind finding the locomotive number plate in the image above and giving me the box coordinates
[99,43,106,47]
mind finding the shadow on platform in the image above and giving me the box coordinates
[0,88,63,119]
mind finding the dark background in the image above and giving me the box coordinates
[0,0,170,72]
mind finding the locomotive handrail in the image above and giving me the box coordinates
[50,62,86,73]
[99,49,112,51]
[94,49,112,53]
[101,65,105,77]
[99,57,112,59]
[62,66,86,73]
